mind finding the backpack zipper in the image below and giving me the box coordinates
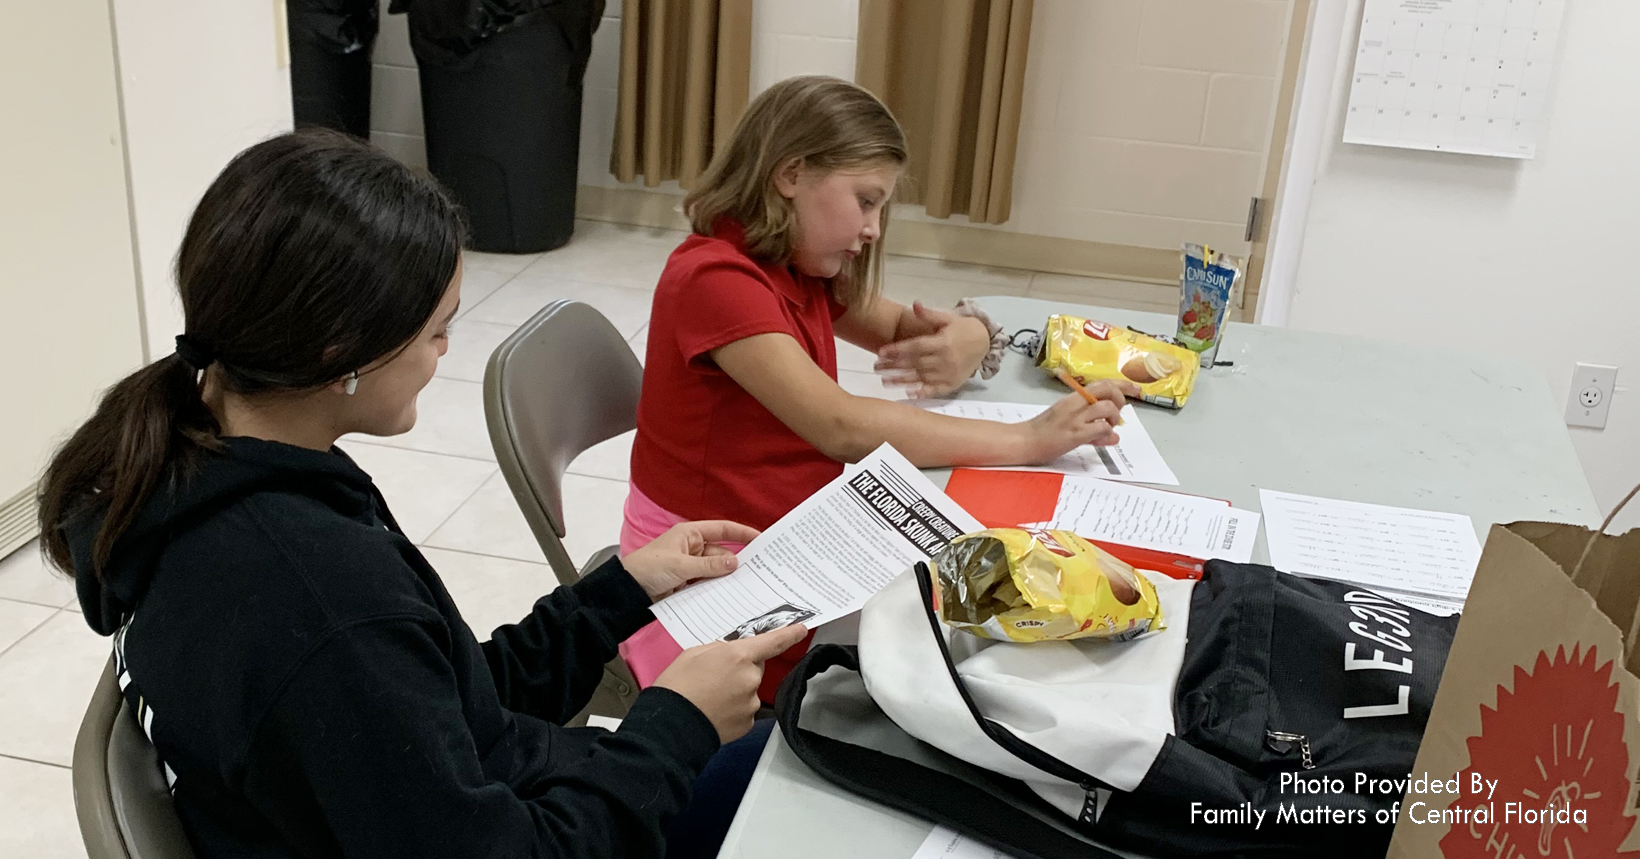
[1078,783,1100,824]
[1265,730,1315,770]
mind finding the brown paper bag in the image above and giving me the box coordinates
[1388,490,1640,858]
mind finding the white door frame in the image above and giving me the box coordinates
[1255,1,1351,327]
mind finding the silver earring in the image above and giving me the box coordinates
[344,371,359,395]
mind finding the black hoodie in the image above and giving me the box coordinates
[70,437,720,858]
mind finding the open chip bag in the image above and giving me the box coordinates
[937,528,1165,643]
[776,554,1461,858]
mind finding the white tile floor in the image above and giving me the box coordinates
[0,218,1156,856]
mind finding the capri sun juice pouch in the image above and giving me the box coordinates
[1176,243,1244,368]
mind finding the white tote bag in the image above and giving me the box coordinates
[856,567,1197,820]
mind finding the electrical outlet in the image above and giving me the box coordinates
[1566,363,1618,429]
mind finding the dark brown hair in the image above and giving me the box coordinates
[683,76,908,305]
[38,129,464,577]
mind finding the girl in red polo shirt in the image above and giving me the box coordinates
[620,76,1134,696]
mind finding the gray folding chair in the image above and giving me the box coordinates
[72,655,196,859]
[484,299,644,723]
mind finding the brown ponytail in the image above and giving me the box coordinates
[37,129,464,579]
[38,354,220,576]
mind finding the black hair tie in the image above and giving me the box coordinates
[1006,328,1041,357]
[174,335,216,371]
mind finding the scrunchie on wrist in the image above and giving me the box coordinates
[954,298,1008,380]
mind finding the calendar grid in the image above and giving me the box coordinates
[1342,0,1567,159]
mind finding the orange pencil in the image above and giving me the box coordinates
[1054,367,1123,426]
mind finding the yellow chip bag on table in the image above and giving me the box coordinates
[1035,314,1200,409]
[933,528,1164,643]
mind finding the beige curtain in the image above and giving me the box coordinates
[856,0,1033,224]
[611,0,753,187]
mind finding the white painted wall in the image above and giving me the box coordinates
[1286,0,1640,530]
[111,0,294,358]
[371,0,429,169]
[0,1,145,502]
[576,3,640,192]
[747,0,858,97]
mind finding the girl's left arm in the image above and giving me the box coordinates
[836,295,992,397]
[481,556,656,723]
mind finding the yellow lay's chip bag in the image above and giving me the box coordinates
[933,528,1164,643]
[1035,315,1199,409]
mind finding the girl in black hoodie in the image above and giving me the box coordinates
[39,129,806,859]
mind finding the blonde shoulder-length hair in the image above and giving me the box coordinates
[683,76,908,306]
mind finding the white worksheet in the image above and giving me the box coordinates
[652,444,983,649]
[911,827,1021,859]
[1033,477,1261,564]
[1342,0,1566,158]
[1259,489,1481,602]
[915,401,1179,486]
[1380,590,1464,617]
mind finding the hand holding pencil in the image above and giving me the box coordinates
[1054,367,1131,427]
[1017,372,1132,462]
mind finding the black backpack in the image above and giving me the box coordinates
[774,561,1459,858]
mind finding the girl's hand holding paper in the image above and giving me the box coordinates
[623,520,760,600]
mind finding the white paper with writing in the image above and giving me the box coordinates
[1259,489,1481,603]
[916,401,1178,485]
[1031,477,1260,564]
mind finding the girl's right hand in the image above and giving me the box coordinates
[1020,386,1131,462]
[655,624,809,744]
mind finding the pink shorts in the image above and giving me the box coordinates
[616,485,741,688]
[617,485,810,702]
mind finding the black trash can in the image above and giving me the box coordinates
[287,0,379,138]
[401,2,603,253]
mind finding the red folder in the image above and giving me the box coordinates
[944,469,1208,580]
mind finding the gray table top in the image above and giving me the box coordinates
[718,296,1599,858]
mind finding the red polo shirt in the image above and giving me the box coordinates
[631,221,847,530]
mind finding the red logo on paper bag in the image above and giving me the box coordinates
[1081,320,1111,340]
[1438,645,1634,858]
